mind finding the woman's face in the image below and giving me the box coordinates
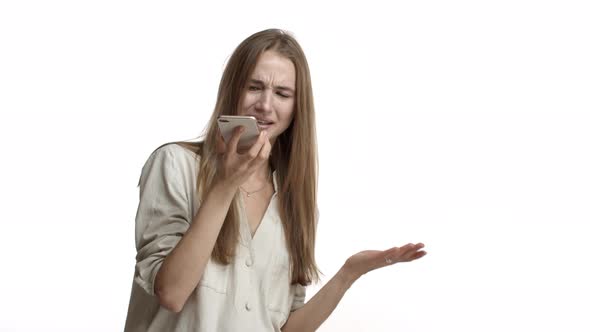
[237,50,296,145]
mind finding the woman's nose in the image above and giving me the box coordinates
[255,90,272,112]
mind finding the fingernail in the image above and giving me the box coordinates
[261,131,267,137]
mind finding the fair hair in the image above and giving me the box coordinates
[168,29,319,285]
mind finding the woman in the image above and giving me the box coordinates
[124,28,426,332]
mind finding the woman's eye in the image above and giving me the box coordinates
[277,92,291,98]
[249,86,261,91]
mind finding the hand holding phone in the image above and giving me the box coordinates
[217,115,260,151]
[215,115,272,189]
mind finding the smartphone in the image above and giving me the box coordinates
[217,115,260,150]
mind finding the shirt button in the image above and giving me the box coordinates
[245,258,253,267]
[245,302,251,311]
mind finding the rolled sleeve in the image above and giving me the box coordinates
[133,146,190,296]
[290,283,307,312]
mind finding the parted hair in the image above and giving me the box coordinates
[171,29,319,285]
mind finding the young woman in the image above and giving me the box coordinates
[124,28,426,332]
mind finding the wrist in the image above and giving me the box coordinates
[210,178,239,198]
[336,264,360,289]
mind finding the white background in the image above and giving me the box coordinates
[1,0,589,331]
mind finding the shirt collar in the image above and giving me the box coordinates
[272,169,278,192]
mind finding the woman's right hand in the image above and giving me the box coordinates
[214,126,272,189]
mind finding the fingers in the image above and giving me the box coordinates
[412,250,427,260]
[404,243,426,261]
[384,243,427,264]
[227,126,244,154]
[250,135,272,169]
[216,129,227,154]
[245,130,268,160]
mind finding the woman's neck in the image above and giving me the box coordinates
[246,162,272,182]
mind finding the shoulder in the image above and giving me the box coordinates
[138,142,202,185]
[153,141,199,158]
[149,142,200,167]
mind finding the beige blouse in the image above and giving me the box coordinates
[124,143,306,332]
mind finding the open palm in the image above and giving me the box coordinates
[344,243,427,280]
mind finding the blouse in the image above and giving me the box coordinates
[124,143,306,332]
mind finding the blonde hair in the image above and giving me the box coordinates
[170,29,319,285]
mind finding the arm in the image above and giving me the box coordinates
[281,265,356,332]
[154,128,272,312]
[281,243,427,332]
[154,180,236,313]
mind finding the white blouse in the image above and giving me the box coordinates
[124,143,306,332]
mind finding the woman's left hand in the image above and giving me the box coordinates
[341,243,427,282]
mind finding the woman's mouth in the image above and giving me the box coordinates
[257,120,273,130]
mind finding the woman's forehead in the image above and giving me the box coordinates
[249,51,296,87]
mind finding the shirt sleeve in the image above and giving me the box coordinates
[290,283,307,312]
[133,146,191,296]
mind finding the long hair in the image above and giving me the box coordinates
[172,29,319,285]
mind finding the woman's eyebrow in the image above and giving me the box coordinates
[249,79,294,93]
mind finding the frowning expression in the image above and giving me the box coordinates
[237,50,296,145]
